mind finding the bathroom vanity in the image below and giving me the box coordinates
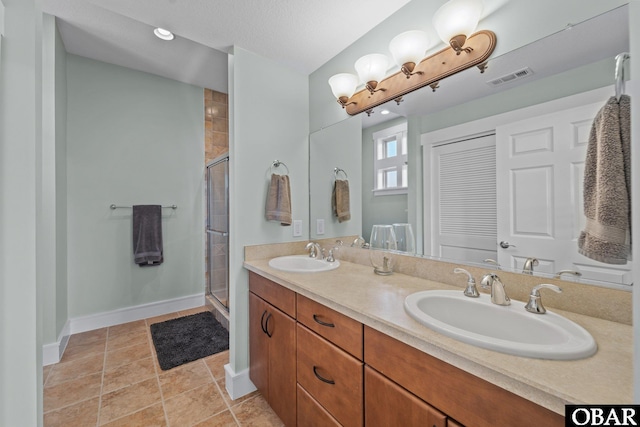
[244,248,633,427]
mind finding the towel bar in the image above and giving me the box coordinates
[270,160,289,175]
[110,204,177,210]
[334,167,348,180]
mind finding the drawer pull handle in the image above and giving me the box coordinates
[264,313,273,338]
[313,314,335,328]
[312,366,335,385]
[260,310,268,334]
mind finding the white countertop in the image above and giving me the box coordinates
[244,258,633,415]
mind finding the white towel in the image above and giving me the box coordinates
[578,95,631,264]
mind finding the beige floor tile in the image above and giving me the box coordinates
[107,329,149,351]
[232,395,284,427]
[100,403,167,427]
[46,353,104,386]
[102,357,156,394]
[105,342,152,370]
[99,378,162,425]
[193,410,239,427]
[43,372,102,412]
[179,306,210,317]
[158,360,213,399]
[164,383,228,426]
[60,336,106,363]
[43,396,100,427]
[146,312,183,326]
[204,350,229,380]
[67,328,108,346]
[108,319,147,337]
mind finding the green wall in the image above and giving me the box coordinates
[66,55,205,317]
[227,47,309,379]
[0,0,43,424]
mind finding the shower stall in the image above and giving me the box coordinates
[206,154,229,310]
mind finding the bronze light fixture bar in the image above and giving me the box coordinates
[343,30,496,116]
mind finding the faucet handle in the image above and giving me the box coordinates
[453,268,479,298]
[525,284,562,314]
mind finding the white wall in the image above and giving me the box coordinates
[227,46,309,384]
[0,0,43,425]
[66,55,205,318]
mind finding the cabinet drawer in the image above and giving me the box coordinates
[364,327,563,427]
[365,366,447,427]
[297,384,341,427]
[249,271,296,318]
[297,294,363,359]
[297,324,363,427]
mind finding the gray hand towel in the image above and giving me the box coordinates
[332,179,351,223]
[578,95,631,264]
[265,174,292,226]
[133,205,164,266]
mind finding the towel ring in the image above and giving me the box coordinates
[271,160,289,175]
[334,167,348,180]
[615,52,630,101]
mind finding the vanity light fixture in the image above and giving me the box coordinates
[328,0,495,116]
[354,54,390,94]
[432,0,484,54]
[154,27,175,41]
[389,30,430,78]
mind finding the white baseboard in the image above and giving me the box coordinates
[224,363,257,400]
[42,293,205,365]
[42,320,71,366]
[69,293,205,335]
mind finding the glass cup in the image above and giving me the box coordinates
[392,223,415,255]
[369,225,398,275]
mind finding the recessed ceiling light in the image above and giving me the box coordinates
[380,109,390,115]
[154,27,175,41]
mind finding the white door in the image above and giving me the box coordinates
[431,134,497,263]
[496,102,631,284]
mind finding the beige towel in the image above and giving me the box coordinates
[265,174,292,226]
[578,95,631,264]
[332,179,351,223]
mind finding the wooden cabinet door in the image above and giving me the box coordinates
[365,366,447,427]
[266,305,297,427]
[249,292,269,399]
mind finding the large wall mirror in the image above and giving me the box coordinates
[309,5,632,289]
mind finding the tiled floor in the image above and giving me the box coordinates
[43,307,284,427]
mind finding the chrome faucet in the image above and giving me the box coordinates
[522,257,539,275]
[453,268,480,298]
[483,259,501,270]
[554,270,582,280]
[305,242,322,259]
[480,273,510,306]
[524,284,562,314]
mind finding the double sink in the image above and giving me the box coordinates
[268,255,597,360]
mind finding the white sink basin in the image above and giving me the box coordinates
[268,255,340,273]
[404,290,597,360]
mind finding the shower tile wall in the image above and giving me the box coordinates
[205,89,229,163]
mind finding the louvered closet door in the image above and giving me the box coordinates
[431,134,497,263]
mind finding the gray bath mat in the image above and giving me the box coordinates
[150,311,229,370]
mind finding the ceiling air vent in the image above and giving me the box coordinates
[487,67,534,87]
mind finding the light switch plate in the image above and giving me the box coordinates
[316,219,325,235]
[293,220,302,237]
